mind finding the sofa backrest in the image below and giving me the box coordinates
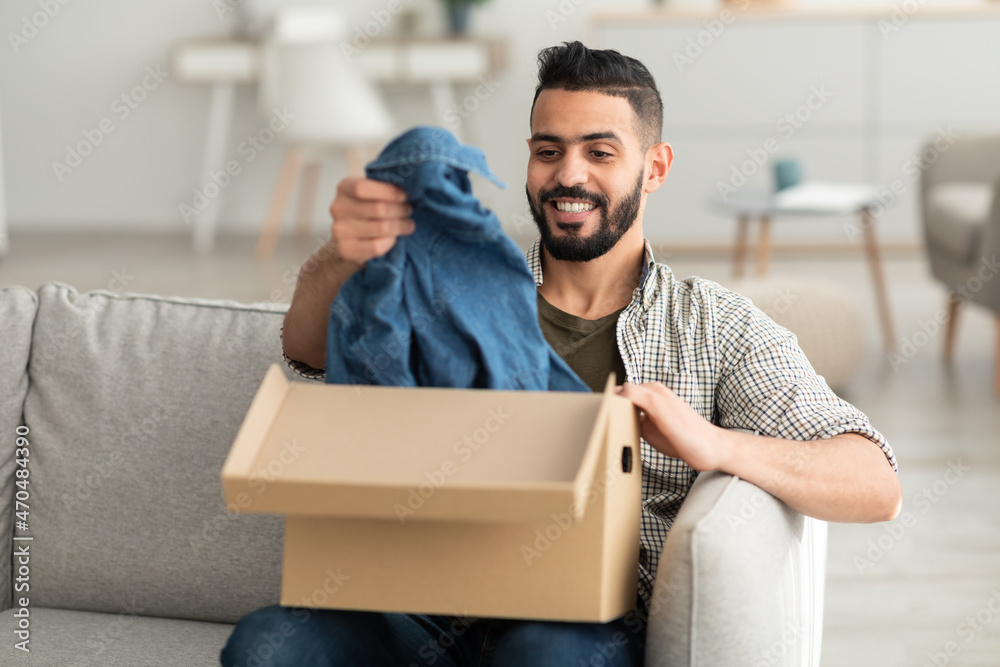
[0,286,38,614]
[22,282,303,623]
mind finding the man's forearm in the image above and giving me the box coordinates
[615,381,902,525]
[282,240,363,370]
[716,430,902,523]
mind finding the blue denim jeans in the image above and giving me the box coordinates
[220,605,646,667]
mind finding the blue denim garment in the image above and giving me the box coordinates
[325,126,590,392]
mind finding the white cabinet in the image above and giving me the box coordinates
[594,8,1000,245]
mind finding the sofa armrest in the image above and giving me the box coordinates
[644,470,827,667]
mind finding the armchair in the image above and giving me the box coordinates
[919,133,1000,391]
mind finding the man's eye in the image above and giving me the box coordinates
[538,149,559,158]
[592,150,611,158]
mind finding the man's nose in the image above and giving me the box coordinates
[554,151,589,188]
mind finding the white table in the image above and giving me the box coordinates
[711,182,896,353]
[172,38,505,254]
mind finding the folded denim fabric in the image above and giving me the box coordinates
[325,126,590,392]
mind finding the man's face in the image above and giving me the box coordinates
[526,88,648,262]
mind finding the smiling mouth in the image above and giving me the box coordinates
[551,200,597,213]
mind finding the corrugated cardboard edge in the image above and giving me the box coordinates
[569,372,618,520]
[220,363,291,511]
[598,391,643,620]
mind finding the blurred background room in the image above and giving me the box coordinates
[1,0,998,664]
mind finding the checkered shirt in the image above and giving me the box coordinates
[281,236,897,618]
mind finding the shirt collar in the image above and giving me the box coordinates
[526,236,656,299]
[365,126,506,188]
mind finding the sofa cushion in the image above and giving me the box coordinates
[0,286,37,613]
[25,282,304,623]
[0,606,233,665]
[925,182,993,263]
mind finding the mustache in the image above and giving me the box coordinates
[538,185,607,208]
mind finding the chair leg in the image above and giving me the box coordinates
[345,145,365,177]
[256,145,304,261]
[732,215,749,279]
[293,159,322,245]
[861,209,896,354]
[943,293,962,363]
[755,215,772,278]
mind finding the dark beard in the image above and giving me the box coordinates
[526,170,644,262]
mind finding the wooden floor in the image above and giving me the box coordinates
[2,231,998,666]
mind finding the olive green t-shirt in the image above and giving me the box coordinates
[536,291,628,393]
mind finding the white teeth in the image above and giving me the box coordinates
[555,201,596,213]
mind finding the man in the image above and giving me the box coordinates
[222,41,901,666]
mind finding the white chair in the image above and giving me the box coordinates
[255,6,394,260]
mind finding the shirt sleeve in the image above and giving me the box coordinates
[278,326,326,381]
[711,289,897,473]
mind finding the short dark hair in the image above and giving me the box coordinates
[530,41,663,150]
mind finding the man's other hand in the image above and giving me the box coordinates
[330,177,415,266]
[615,381,903,523]
[615,381,726,471]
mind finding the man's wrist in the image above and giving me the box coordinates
[329,239,365,276]
[709,425,742,474]
[301,238,363,285]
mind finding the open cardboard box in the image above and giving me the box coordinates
[221,363,642,622]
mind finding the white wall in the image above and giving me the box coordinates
[596,0,1000,245]
[0,0,989,242]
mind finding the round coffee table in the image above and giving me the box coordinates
[710,181,896,353]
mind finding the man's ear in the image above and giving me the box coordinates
[643,142,674,194]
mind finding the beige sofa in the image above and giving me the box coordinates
[0,282,827,666]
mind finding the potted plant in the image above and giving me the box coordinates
[441,0,489,36]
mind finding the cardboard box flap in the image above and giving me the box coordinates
[568,373,617,520]
[222,364,621,524]
[221,364,291,481]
